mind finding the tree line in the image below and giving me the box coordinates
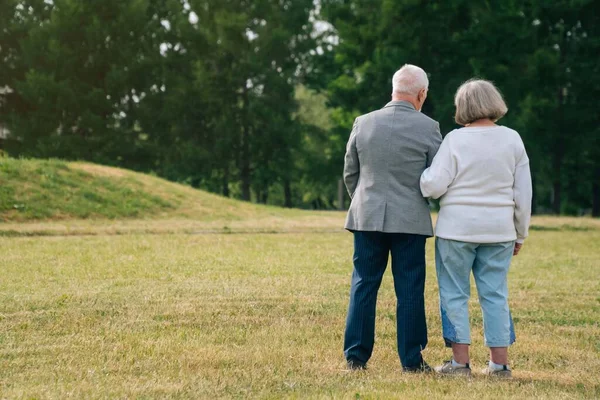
[1,0,598,215]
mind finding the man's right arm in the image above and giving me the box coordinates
[427,122,443,168]
[343,118,360,198]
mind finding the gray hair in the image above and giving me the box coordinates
[392,64,429,96]
[454,79,508,125]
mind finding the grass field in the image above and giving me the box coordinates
[1,216,599,399]
[1,159,599,398]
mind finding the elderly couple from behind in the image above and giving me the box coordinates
[342,64,532,378]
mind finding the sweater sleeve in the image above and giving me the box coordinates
[514,145,532,243]
[420,134,456,199]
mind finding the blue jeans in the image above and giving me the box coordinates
[344,231,428,368]
[435,238,516,348]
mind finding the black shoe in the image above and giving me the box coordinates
[403,360,432,373]
[347,357,367,370]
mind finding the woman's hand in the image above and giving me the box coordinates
[514,242,523,256]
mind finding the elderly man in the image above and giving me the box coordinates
[343,64,442,372]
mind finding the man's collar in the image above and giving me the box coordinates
[383,100,416,110]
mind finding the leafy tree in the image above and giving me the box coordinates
[317,0,600,215]
[2,0,158,165]
[1,0,599,213]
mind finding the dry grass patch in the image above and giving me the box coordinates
[70,162,128,178]
[2,212,598,238]
[1,221,599,398]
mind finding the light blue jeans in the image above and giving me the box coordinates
[435,238,516,348]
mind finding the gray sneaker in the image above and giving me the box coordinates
[482,362,512,378]
[434,360,472,376]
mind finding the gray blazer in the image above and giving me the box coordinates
[343,100,442,236]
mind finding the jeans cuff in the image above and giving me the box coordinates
[444,337,471,348]
[485,340,515,347]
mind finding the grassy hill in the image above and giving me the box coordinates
[0,158,345,235]
[0,158,305,222]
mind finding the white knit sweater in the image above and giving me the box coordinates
[420,126,532,244]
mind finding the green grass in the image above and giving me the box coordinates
[1,159,599,398]
[1,216,599,399]
[0,158,177,220]
[0,158,339,225]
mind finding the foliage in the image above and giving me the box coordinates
[0,0,598,214]
[319,0,600,215]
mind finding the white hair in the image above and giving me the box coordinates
[454,79,508,125]
[392,64,429,96]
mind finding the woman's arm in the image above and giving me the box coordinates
[513,147,532,243]
[420,135,456,199]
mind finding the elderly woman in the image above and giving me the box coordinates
[420,79,532,377]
